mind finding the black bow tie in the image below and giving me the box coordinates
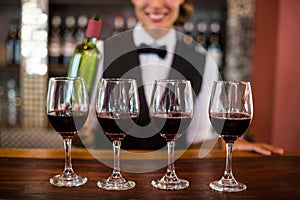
[137,43,167,59]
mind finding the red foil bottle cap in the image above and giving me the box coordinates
[86,19,102,38]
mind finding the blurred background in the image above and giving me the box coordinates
[0,0,299,150]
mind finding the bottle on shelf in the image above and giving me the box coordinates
[62,16,76,66]
[48,15,63,65]
[126,15,137,30]
[75,15,88,45]
[14,24,21,65]
[111,15,125,36]
[68,14,102,96]
[196,20,209,50]
[6,22,18,65]
[207,21,223,68]
[7,78,20,126]
[182,21,194,46]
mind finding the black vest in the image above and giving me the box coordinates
[100,30,206,150]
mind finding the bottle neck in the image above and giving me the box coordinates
[84,37,98,45]
[85,19,101,39]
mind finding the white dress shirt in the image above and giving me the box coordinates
[133,23,219,144]
[133,23,176,107]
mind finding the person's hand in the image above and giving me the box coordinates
[233,138,284,156]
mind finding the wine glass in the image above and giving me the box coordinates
[95,78,139,190]
[46,77,89,187]
[208,80,253,192]
[150,79,193,190]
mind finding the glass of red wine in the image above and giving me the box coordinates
[46,77,89,187]
[95,78,139,190]
[150,79,193,190]
[208,80,253,192]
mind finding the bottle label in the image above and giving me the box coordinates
[86,19,102,38]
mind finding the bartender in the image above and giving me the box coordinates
[76,0,283,155]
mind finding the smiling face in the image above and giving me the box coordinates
[131,0,184,38]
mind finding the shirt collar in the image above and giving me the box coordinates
[133,22,176,52]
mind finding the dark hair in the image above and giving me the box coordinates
[174,0,194,26]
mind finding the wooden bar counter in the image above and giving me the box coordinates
[0,148,299,199]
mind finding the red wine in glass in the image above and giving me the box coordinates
[208,81,253,192]
[46,77,89,187]
[48,110,88,139]
[97,112,138,141]
[152,112,192,142]
[95,78,139,190]
[150,79,193,190]
[209,112,251,143]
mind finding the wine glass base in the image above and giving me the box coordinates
[151,177,189,190]
[209,180,247,192]
[50,173,87,187]
[97,178,136,190]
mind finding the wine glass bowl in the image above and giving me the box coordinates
[208,80,253,192]
[46,77,89,187]
[150,79,193,190]
[95,78,139,190]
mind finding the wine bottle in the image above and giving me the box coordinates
[196,20,209,50]
[75,15,88,45]
[14,24,21,65]
[49,15,63,65]
[68,15,102,96]
[207,21,223,68]
[183,22,194,45]
[126,15,137,30]
[6,23,17,65]
[62,16,76,66]
[111,15,125,36]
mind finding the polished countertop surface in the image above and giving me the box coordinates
[0,147,299,199]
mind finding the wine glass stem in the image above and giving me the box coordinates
[224,142,234,179]
[63,138,74,174]
[167,141,176,176]
[112,140,122,177]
